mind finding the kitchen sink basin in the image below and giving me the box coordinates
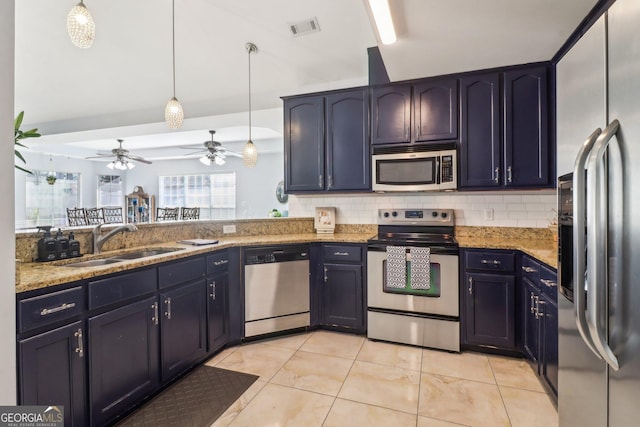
[61,258,124,268]
[112,248,185,260]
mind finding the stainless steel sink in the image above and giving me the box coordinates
[112,248,184,260]
[61,258,124,268]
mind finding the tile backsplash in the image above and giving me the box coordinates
[288,190,557,228]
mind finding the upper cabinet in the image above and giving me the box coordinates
[371,79,458,145]
[284,88,370,194]
[459,65,551,189]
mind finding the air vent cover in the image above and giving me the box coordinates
[289,17,321,36]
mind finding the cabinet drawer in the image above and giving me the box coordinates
[539,264,558,302]
[89,268,157,309]
[206,251,229,275]
[19,286,85,333]
[521,256,541,283]
[465,251,515,272]
[159,256,205,289]
[322,245,362,262]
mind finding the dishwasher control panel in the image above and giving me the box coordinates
[244,245,309,265]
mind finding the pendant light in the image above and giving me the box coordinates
[242,42,258,167]
[165,0,184,128]
[67,1,95,48]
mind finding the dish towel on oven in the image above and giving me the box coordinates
[386,246,407,289]
[410,247,431,290]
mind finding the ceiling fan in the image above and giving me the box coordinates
[181,130,242,166]
[86,139,152,170]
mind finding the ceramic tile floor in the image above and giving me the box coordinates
[206,330,558,427]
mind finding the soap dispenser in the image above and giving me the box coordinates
[68,231,81,257]
[37,226,57,261]
[55,228,70,259]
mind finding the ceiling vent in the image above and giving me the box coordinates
[289,17,321,37]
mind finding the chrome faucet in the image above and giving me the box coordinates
[93,223,138,254]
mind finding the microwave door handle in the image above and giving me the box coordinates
[586,120,620,371]
[573,127,602,359]
[436,157,441,185]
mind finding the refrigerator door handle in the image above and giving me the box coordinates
[573,128,603,359]
[586,119,621,371]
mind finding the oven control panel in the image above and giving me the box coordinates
[377,209,455,226]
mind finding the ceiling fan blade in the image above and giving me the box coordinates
[85,154,114,159]
[225,151,243,158]
[127,155,153,164]
[181,149,207,156]
[178,145,204,149]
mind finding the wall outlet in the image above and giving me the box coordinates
[223,224,236,234]
[483,208,494,221]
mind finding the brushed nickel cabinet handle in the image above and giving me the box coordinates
[74,328,84,358]
[165,298,172,320]
[40,302,76,316]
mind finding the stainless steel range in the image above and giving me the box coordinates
[367,208,460,352]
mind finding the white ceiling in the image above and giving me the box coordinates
[15,0,598,161]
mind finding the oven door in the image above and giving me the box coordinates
[367,247,459,317]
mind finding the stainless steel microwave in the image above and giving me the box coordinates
[372,149,457,192]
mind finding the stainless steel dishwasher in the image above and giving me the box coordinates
[243,245,310,337]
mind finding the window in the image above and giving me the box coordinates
[158,172,236,219]
[25,170,81,227]
[97,175,123,207]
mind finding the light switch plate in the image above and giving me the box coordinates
[223,224,236,234]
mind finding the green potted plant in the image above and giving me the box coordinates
[14,111,41,174]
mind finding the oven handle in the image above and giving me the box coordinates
[367,244,459,256]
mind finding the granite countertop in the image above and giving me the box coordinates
[17,233,375,293]
[457,236,557,269]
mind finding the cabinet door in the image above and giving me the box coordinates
[414,79,458,141]
[284,96,325,192]
[19,321,86,427]
[503,67,549,187]
[89,296,159,426]
[323,263,364,329]
[371,85,411,145]
[465,272,516,349]
[459,73,501,188]
[160,279,207,381]
[325,89,370,191]
[541,293,558,395]
[522,278,541,365]
[207,272,228,354]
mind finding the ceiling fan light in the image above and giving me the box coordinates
[67,1,95,48]
[106,162,115,170]
[199,155,212,166]
[214,156,226,166]
[127,162,135,170]
[165,97,184,129]
[114,160,128,171]
[242,140,257,168]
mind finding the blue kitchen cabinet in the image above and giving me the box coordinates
[503,66,550,187]
[371,85,411,145]
[207,271,228,353]
[325,89,370,191]
[284,95,325,192]
[463,249,518,350]
[89,296,160,426]
[413,79,458,142]
[160,279,207,382]
[459,73,502,188]
[321,244,365,331]
[19,321,87,427]
[284,88,370,193]
[460,65,552,189]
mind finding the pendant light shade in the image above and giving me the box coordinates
[67,1,95,48]
[243,42,258,168]
[165,0,184,128]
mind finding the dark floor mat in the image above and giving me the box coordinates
[116,365,259,427]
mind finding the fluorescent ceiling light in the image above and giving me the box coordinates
[368,0,396,45]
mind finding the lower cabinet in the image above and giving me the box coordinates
[207,271,229,353]
[88,296,160,426]
[521,255,558,396]
[18,321,87,427]
[160,279,207,382]
[319,244,366,332]
[462,249,518,351]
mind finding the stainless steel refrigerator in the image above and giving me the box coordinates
[556,0,640,425]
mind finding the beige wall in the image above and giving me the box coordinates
[1,0,17,404]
